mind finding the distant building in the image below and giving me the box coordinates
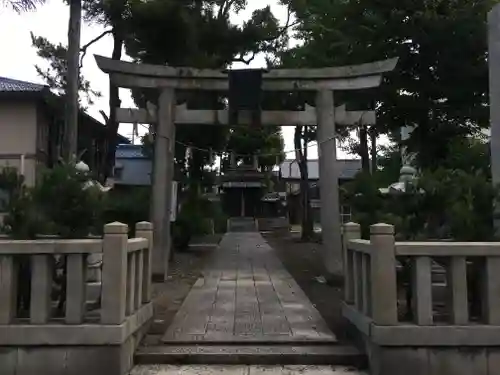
[0,76,129,186]
[279,159,362,225]
[280,158,362,181]
[113,144,151,187]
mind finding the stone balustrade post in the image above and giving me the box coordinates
[343,222,360,303]
[136,221,153,303]
[0,256,16,324]
[370,223,398,325]
[101,222,128,324]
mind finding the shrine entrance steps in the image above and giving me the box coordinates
[134,232,367,370]
[228,217,258,232]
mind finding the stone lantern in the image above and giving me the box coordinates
[74,160,112,287]
[379,126,421,195]
[75,160,90,173]
[75,161,113,192]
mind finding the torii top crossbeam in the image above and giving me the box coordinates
[95,55,398,91]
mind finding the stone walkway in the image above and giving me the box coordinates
[131,365,367,375]
[161,232,337,344]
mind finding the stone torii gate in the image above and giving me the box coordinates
[95,55,398,279]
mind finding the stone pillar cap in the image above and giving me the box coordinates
[104,222,128,234]
[370,223,394,235]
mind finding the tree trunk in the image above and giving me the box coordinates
[370,126,377,173]
[189,149,204,195]
[359,126,370,173]
[64,0,82,161]
[102,28,123,180]
[294,126,314,241]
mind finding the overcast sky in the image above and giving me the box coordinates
[0,0,361,159]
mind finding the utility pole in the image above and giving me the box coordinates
[64,0,82,161]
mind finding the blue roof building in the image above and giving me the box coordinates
[114,144,152,186]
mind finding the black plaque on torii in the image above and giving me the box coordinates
[227,68,267,126]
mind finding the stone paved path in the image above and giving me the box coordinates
[131,365,366,375]
[161,232,337,343]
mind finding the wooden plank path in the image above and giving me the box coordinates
[161,232,337,344]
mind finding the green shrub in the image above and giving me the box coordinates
[0,167,42,239]
[171,216,192,251]
[210,200,228,233]
[343,167,500,241]
[33,162,105,238]
[0,163,107,316]
[177,198,212,237]
[101,187,150,236]
[170,193,226,251]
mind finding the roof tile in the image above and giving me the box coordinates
[116,144,147,159]
[0,76,47,92]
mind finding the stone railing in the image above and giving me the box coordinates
[0,221,153,375]
[342,222,500,375]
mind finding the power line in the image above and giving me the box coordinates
[173,138,332,158]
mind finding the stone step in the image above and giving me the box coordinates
[135,344,366,367]
[228,217,258,232]
[130,364,369,375]
[229,226,257,232]
[160,337,339,345]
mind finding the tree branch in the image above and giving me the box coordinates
[218,0,237,18]
[79,29,112,68]
[99,110,109,125]
[230,5,298,65]
[263,4,299,42]
[232,51,257,65]
[6,0,45,13]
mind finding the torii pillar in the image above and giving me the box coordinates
[489,4,500,234]
[155,89,176,277]
[316,90,341,274]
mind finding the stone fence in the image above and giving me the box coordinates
[342,222,500,375]
[0,221,153,375]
